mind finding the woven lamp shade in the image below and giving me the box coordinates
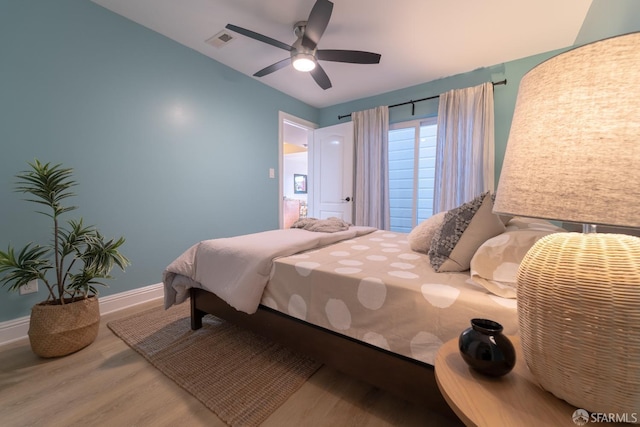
[494,32,640,227]
[494,32,640,417]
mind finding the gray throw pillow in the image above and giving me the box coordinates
[428,192,506,272]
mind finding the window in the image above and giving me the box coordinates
[388,118,437,233]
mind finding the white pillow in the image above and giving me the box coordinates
[408,211,446,253]
[505,217,566,232]
[470,228,563,298]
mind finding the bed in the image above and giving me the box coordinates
[162,193,565,420]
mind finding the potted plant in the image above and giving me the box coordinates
[0,160,129,357]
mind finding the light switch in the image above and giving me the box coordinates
[269,168,275,179]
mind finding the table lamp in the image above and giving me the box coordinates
[493,32,640,416]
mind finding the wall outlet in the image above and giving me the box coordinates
[19,279,39,295]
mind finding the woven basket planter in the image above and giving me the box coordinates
[28,296,100,358]
[517,232,640,417]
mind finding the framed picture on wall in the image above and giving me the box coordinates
[294,174,307,194]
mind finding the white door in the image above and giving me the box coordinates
[309,122,354,222]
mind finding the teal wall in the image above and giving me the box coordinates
[0,0,318,321]
[1,0,639,322]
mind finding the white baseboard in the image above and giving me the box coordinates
[99,283,164,316]
[0,283,164,346]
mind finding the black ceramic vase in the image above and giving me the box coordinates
[458,318,516,377]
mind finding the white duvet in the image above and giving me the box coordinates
[163,226,376,314]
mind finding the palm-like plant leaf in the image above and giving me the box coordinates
[63,230,130,297]
[59,219,95,259]
[0,244,53,292]
[66,270,105,297]
[15,159,78,219]
[81,232,130,277]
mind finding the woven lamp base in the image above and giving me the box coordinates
[517,232,640,418]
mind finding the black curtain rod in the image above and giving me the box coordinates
[337,79,507,120]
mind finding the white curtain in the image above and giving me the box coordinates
[353,106,390,229]
[433,82,495,212]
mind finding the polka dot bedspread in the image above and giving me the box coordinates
[261,229,518,365]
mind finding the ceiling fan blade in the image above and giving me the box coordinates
[317,50,381,64]
[302,0,333,50]
[225,24,292,51]
[253,58,291,77]
[310,64,332,90]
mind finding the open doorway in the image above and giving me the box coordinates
[278,112,317,228]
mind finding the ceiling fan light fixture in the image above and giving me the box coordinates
[225,0,381,89]
[292,53,316,72]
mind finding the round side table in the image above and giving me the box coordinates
[434,336,624,427]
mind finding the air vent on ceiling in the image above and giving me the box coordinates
[205,30,235,48]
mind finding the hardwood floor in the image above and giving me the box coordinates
[0,300,463,427]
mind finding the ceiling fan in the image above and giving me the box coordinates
[225,0,381,90]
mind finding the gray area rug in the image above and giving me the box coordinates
[108,302,321,426]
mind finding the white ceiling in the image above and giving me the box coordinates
[91,0,593,108]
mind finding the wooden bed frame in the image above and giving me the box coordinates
[189,287,458,421]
